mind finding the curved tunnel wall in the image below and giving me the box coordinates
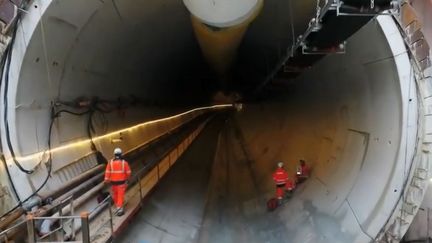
[0,0,283,208]
[0,0,220,205]
[0,0,429,241]
[233,17,417,241]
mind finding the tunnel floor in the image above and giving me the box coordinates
[116,111,369,243]
[116,115,289,243]
[116,117,224,243]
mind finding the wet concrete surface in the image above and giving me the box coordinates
[196,118,288,243]
[117,116,290,243]
[117,114,368,243]
[116,116,226,243]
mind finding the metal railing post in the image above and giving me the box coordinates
[1,233,7,243]
[138,176,144,204]
[80,211,90,243]
[428,207,430,243]
[108,198,114,238]
[59,200,63,240]
[71,197,75,240]
[26,214,36,243]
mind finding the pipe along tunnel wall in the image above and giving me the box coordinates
[0,0,430,242]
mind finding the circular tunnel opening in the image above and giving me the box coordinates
[1,0,430,242]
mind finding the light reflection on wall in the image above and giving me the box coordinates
[9,104,232,164]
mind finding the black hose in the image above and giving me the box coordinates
[2,20,34,174]
[0,105,92,218]
[0,15,25,205]
[53,109,92,117]
[0,110,55,219]
[0,0,108,219]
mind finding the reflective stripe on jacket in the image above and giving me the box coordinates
[104,159,131,182]
[297,164,310,177]
[273,168,289,185]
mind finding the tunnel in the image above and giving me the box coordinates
[0,0,431,243]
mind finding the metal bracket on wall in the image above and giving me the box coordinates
[396,2,432,72]
[290,1,338,57]
[335,0,401,16]
[302,41,346,55]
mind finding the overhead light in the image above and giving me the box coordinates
[111,138,123,143]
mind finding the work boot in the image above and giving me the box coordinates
[116,207,125,216]
[285,190,293,198]
[277,197,283,206]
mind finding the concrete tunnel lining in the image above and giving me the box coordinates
[0,0,318,201]
[230,16,418,242]
[1,0,215,199]
[0,0,428,242]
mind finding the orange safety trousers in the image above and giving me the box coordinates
[112,184,127,208]
[275,180,295,199]
[104,159,131,209]
[273,168,295,199]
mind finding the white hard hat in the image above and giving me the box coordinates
[114,148,122,155]
[277,162,284,168]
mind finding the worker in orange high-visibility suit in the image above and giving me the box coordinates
[104,148,131,216]
[272,162,295,202]
[296,159,310,183]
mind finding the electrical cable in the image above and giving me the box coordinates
[0,107,90,219]
[2,17,34,174]
[0,24,129,216]
[0,1,29,206]
[0,0,118,219]
[0,96,128,219]
[0,0,57,175]
[0,48,17,215]
[0,108,55,219]
[54,109,92,117]
[87,109,97,150]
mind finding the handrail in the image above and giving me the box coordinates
[128,117,209,194]
[0,220,26,241]
[0,114,211,243]
[44,118,204,242]
[89,195,111,216]
[121,110,214,161]
[126,115,211,187]
[89,198,113,241]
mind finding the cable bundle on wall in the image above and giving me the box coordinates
[0,0,33,215]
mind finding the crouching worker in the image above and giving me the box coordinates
[104,148,131,216]
[272,162,295,203]
[296,159,310,183]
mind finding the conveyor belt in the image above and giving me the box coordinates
[258,0,396,93]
